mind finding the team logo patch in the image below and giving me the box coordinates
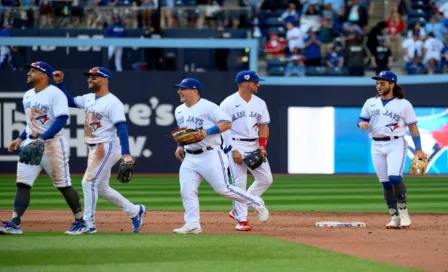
[244,75,250,80]
[89,121,103,131]
[386,123,400,132]
[35,114,49,124]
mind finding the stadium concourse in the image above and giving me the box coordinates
[2,0,448,76]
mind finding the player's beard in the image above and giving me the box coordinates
[89,83,100,92]
[379,86,392,97]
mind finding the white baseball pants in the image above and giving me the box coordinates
[371,137,408,182]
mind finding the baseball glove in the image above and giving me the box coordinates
[243,149,266,170]
[19,140,45,165]
[170,127,205,145]
[409,153,428,176]
[117,156,135,183]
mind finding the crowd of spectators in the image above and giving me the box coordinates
[2,0,448,76]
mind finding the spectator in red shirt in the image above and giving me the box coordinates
[386,8,405,58]
[264,32,286,59]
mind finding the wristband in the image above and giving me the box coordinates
[259,137,268,148]
[412,136,422,150]
[205,125,220,135]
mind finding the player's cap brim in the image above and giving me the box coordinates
[173,84,197,89]
[82,72,109,78]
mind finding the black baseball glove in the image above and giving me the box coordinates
[19,140,45,165]
[117,156,136,183]
[243,149,266,170]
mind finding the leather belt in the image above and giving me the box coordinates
[232,138,257,142]
[185,146,213,155]
[372,136,400,141]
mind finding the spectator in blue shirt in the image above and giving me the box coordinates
[405,56,426,75]
[304,29,322,66]
[424,15,446,42]
[105,15,127,72]
[0,20,16,71]
[325,45,344,68]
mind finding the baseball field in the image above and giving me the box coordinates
[0,175,447,272]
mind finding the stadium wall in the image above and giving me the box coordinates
[1,71,447,174]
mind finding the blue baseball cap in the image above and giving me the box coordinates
[173,78,203,93]
[372,70,398,84]
[235,70,265,84]
[24,61,53,78]
[83,67,112,79]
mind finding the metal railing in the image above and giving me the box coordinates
[0,5,251,29]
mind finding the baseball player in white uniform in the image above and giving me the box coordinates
[220,70,273,231]
[172,78,270,234]
[0,61,87,235]
[358,70,425,229]
[53,67,146,234]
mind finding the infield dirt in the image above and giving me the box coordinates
[1,210,447,272]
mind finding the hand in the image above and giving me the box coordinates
[175,146,185,161]
[259,146,267,157]
[121,154,135,163]
[200,129,207,138]
[359,122,369,130]
[415,149,426,160]
[8,138,22,152]
[232,150,243,165]
[53,71,64,84]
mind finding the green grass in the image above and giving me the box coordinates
[0,175,443,271]
[0,175,447,213]
[0,233,417,272]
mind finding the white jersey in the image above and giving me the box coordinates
[360,97,417,138]
[23,85,69,138]
[175,98,230,150]
[423,37,444,62]
[220,92,270,148]
[74,93,126,144]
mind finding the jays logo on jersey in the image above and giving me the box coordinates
[89,121,103,131]
[85,109,104,137]
[35,114,49,124]
[386,123,400,132]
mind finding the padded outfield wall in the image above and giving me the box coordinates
[0,71,447,174]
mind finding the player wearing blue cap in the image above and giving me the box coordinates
[0,61,87,235]
[0,20,16,71]
[53,67,146,234]
[357,70,425,229]
[172,77,270,234]
[220,70,273,231]
[105,16,127,72]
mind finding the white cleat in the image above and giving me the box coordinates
[64,221,89,235]
[173,224,202,234]
[399,209,412,228]
[386,215,401,229]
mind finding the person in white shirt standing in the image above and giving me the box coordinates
[401,32,423,63]
[0,61,87,235]
[220,70,273,231]
[53,67,146,234]
[358,71,425,229]
[172,78,269,234]
[422,32,444,72]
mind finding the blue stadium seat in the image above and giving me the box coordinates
[408,17,427,28]
[265,17,284,27]
[325,66,349,76]
[408,9,426,19]
[305,66,327,76]
[268,66,286,76]
[267,26,286,36]
[267,58,284,70]
[411,1,429,10]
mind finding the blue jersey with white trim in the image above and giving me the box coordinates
[360,97,417,138]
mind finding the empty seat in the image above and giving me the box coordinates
[268,66,286,76]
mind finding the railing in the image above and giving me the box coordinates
[0,5,251,29]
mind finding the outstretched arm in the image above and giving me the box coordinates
[53,71,77,108]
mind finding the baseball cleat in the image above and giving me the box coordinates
[132,205,146,233]
[236,221,253,231]
[173,224,202,234]
[385,215,401,229]
[229,209,235,220]
[65,221,89,235]
[399,209,412,228]
[0,221,23,235]
[253,197,269,223]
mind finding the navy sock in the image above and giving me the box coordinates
[12,183,31,226]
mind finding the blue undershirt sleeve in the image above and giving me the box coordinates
[115,122,130,155]
[40,115,68,140]
[357,117,370,127]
